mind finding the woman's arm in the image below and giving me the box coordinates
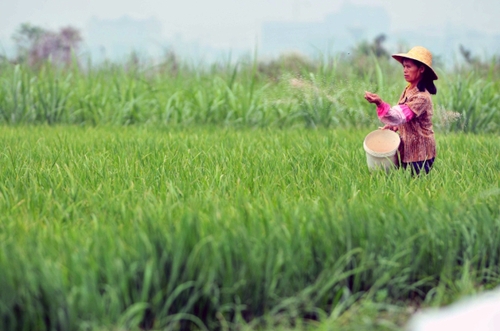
[376,102,414,126]
[364,91,414,126]
[377,92,432,125]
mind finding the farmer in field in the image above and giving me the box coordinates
[364,46,438,175]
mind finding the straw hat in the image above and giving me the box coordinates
[392,46,438,80]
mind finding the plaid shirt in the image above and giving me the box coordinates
[397,86,436,163]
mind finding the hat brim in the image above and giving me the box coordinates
[392,54,438,81]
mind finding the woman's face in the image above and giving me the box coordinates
[402,59,425,85]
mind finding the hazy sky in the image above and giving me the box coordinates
[1,0,499,49]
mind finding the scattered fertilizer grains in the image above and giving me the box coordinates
[0,126,498,330]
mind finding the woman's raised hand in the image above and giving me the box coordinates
[364,91,382,106]
[379,124,399,132]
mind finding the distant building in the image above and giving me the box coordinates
[83,16,244,64]
[261,2,500,64]
[391,25,500,65]
[80,8,500,65]
[85,16,164,61]
[261,2,391,57]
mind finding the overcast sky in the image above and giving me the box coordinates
[1,0,499,49]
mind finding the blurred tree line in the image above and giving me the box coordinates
[10,23,82,68]
[2,23,498,76]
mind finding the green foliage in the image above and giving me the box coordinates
[0,33,499,330]
[436,72,500,133]
[257,52,317,80]
[0,126,498,330]
[0,52,497,132]
[11,23,48,62]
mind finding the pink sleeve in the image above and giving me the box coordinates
[376,103,414,125]
[377,102,391,117]
[400,105,414,121]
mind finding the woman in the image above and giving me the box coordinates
[364,46,438,175]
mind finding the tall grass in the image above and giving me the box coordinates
[437,71,500,133]
[0,126,498,330]
[0,53,498,330]
[0,55,498,132]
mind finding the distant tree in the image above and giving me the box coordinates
[459,44,480,65]
[352,33,389,58]
[11,23,82,67]
[12,23,47,63]
[458,44,500,73]
[258,52,316,80]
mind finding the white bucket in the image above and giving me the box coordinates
[363,129,401,172]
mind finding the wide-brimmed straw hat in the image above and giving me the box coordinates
[392,46,438,80]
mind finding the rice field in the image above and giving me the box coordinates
[0,56,499,330]
[0,56,498,132]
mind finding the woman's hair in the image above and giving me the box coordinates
[416,62,437,95]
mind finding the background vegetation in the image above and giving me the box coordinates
[0,127,498,330]
[0,25,499,331]
[1,26,499,133]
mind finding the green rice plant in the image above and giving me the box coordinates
[436,72,500,133]
[0,64,36,123]
[1,55,497,132]
[0,126,498,330]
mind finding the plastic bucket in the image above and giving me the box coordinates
[363,129,401,172]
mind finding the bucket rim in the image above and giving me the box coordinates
[363,129,400,157]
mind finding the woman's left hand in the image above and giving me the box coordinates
[364,91,382,106]
[379,124,399,132]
